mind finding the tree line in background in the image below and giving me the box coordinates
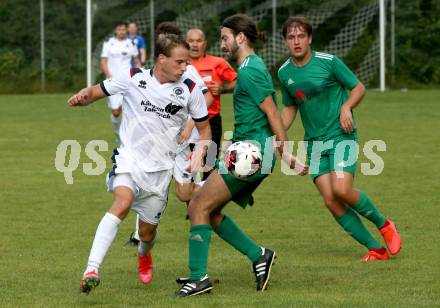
[0,0,438,93]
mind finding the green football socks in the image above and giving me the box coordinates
[214,215,262,263]
[336,207,382,250]
[189,224,212,281]
[352,191,386,228]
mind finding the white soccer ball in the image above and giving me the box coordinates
[224,141,262,178]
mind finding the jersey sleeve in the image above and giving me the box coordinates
[217,59,237,82]
[187,65,209,94]
[100,41,109,58]
[238,67,275,105]
[138,36,146,49]
[188,87,209,122]
[130,42,138,58]
[100,69,131,97]
[279,78,295,106]
[332,56,360,90]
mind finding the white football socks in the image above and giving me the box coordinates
[85,212,122,274]
[134,214,140,241]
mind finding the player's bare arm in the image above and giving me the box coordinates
[259,95,287,150]
[204,91,214,108]
[207,81,220,95]
[67,85,106,107]
[180,91,214,143]
[100,58,111,78]
[209,79,236,96]
[133,55,142,68]
[186,119,211,172]
[260,95,308,175]
[223,79,237,94]
[340,82,366,134]
[180,118,195,143]
[281,104,298,130]
[140,47,147,64]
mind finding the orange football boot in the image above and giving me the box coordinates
[379,219,402,255]
[138,252,153,284]
[361,247,390,261]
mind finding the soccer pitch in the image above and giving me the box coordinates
[1,90,439,307]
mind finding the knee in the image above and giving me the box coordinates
[187,199,198,218]
[322,196,338,208]
[321,194,347,216]
[175,185,191,203]
[187,197,210,220]
[111,195,132,219]
[139,227,156,242]
[333,185,351,202]
[117,195,132,208]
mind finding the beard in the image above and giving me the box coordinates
[225,41,239,62]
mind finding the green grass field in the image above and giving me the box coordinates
[1,90,439,307]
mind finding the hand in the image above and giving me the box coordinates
[290,158,309,176]
[340,104,354,134]
[207,81,222,96]
[282,151,308,176]
[67,90,89,107]
[179,125,192,144]
[185,146,205,173]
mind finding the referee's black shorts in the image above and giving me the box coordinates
[209,113,222,158]
[203,113,222,180]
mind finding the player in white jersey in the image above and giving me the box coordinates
[126,22,214,251]
[68,34,211,294]
[123,23,214,286]
[173,63,213,199]
[156,22,214,204]
[122,58,211,286]
[101,21,141,144]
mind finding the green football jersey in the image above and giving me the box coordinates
[278,51,359,140]
[233,54,276,150]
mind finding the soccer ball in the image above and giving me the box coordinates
[224,141,262,178]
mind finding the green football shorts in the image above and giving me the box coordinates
[306,133,359,182]
[215,152,274,208]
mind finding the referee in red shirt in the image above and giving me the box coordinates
[187,28,237,178]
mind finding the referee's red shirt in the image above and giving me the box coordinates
[190,54,237,118]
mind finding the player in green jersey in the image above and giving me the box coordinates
[278,16,401,262]
[176,14,307,297]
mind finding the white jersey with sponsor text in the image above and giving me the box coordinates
[185,64,208,144]
[101,37,138,76]
[101,67,208,174]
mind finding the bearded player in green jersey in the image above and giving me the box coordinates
[176,14,308,297]
[278,16,401,262]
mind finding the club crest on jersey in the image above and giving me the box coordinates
[171,87,185,101]
[173,87,184,96]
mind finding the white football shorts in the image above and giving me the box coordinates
[173,143,196,184]
[107,171,173,225]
